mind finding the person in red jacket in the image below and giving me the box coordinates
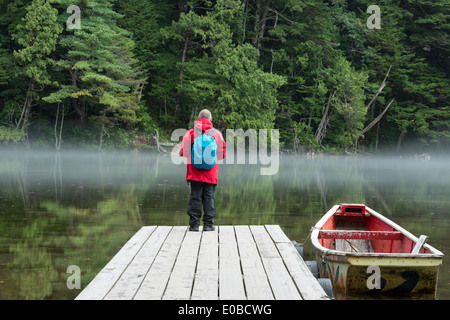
[179,109,226,231]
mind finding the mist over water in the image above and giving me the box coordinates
[0,150,448,299]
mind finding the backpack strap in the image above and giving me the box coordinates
[207,128,216,136]
[194,127,203,136]
[194,127,215,136]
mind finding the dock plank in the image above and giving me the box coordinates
[250,226,302,300]
[133,226,187,300]
[163,227,203,300]
[265,224,292,243]
[219,226,246,300]
[265,225,327,299]
[76,225,329,300]
[235,226,274,300]
[76,226,157,300]
[191,227,219,300]
[276,242,329,300]
[104,226,172,300]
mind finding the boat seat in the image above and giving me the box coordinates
[335,238,374,253]
[319,230,403,241]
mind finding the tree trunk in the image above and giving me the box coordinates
[315,90,335,146]
[366,66,392,111]
[54,103,65,151]
[16,77,35,133]
[179,34,189,85]
[70,68,86,125]
[354,98,395,152]
[253,0,271,57]
[73,99,86,125]
[175,33,189,115]
[254,0,261,43]
[98,110,106,152]
[239,0,249,45]
[375,120,380,152]
[396,130,405,153]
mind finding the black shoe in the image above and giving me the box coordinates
[203,225,215,231]
[189,225,199,232]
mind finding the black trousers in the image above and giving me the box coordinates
[187,180,216,227]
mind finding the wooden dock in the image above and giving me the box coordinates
[75,225,329,300]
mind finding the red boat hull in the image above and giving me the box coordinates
[311,204,443,295]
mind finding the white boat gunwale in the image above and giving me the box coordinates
[311,205,444,258]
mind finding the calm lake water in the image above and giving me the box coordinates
[0,150,448,300]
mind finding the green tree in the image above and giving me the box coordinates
[44,0,145,149]
[12,0,62,144]
[161,0,285,131]
[0,0,447,152]
[322,56,369,150]
[115,0,174,134]
[353,0,449,152]
[0,0,24,141]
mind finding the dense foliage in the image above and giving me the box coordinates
[0,0,448,153]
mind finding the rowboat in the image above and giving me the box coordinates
[310,204,443,295]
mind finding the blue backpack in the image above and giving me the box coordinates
[191,128,217,170]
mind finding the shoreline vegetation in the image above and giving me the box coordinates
[0,142,440,161]
[1,0,448,155]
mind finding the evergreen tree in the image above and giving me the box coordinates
[45,0,145,149]
[353,0,449,151]
[11,0,62,144]
[162,0,286,131]
[115,0,175,133]
[0,0,447,151]
[0,0,24,143]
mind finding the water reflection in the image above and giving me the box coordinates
[0,151,448,299]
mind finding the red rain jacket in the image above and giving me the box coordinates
[179,118,226,185]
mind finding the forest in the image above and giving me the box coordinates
[0,0,448,154]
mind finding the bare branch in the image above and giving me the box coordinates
[365,65,392,110]
[355,98,395,151]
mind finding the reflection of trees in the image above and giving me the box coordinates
[0,151,160,299]
[5,188,143,300]
[216,165,276,225]
[42,188,143,293]
[9,220,58,300]
[1,152,448,299]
